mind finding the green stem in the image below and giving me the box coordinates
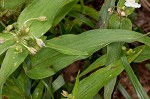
[0,85,3,99]
[23,18,38,25]
[79,0,85,14]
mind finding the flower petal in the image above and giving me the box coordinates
[124,1,141,8]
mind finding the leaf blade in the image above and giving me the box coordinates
[77,47,143,99]
[28,29,150,79]
[0,46,28,86]
[121,54,149,99]
[0,33,15,55]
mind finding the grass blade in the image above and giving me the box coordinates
[32,81,44,99]
[68,11,95,28]
[79,54,106,77]
[117,83,132,99]
[72,72,80,98]
[77,46,143,99]
[121,55,149,99]
[52,75,65,92]
[41,79,54,99]
[104,77,117,99]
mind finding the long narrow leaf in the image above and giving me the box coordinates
[42,80,54,99]
[134,45,150,62]
[0,46,28,98]
[72,72,80,98]
[104,78,117,99]
[79,54,107,77]
[0,0,26,9]
[52,75,65,92]
[77,47,143,99]
[72,4,99,20]
[68,11,95,28]
[18,0,79,38]
[53,0,79,26]
[117,83,132,99]
[28,29,150,79]
[32,81,44,99]
[121,54,149,99]
[46,43,88,56]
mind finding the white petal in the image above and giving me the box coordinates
[125,2,141,8]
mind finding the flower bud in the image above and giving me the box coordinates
[120,11,126,16]
[128,48,134,54]
[36,38,45,48]
[38,16,47,21]
[108,8,113,14]
[15,46,23,53]
[122,46,127,51]
[6,25,13,31]
[126,48,134,55]
[61,90,69,97]
[27,47,37,55]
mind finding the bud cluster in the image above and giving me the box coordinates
[122,46,135,55]
[4,16,47,55]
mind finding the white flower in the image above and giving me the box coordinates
[124,0,141,8]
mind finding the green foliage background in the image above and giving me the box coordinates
[0,0,149,99]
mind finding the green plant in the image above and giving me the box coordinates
[0,0,149,99]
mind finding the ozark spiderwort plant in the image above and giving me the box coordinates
[0,0,149,99]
